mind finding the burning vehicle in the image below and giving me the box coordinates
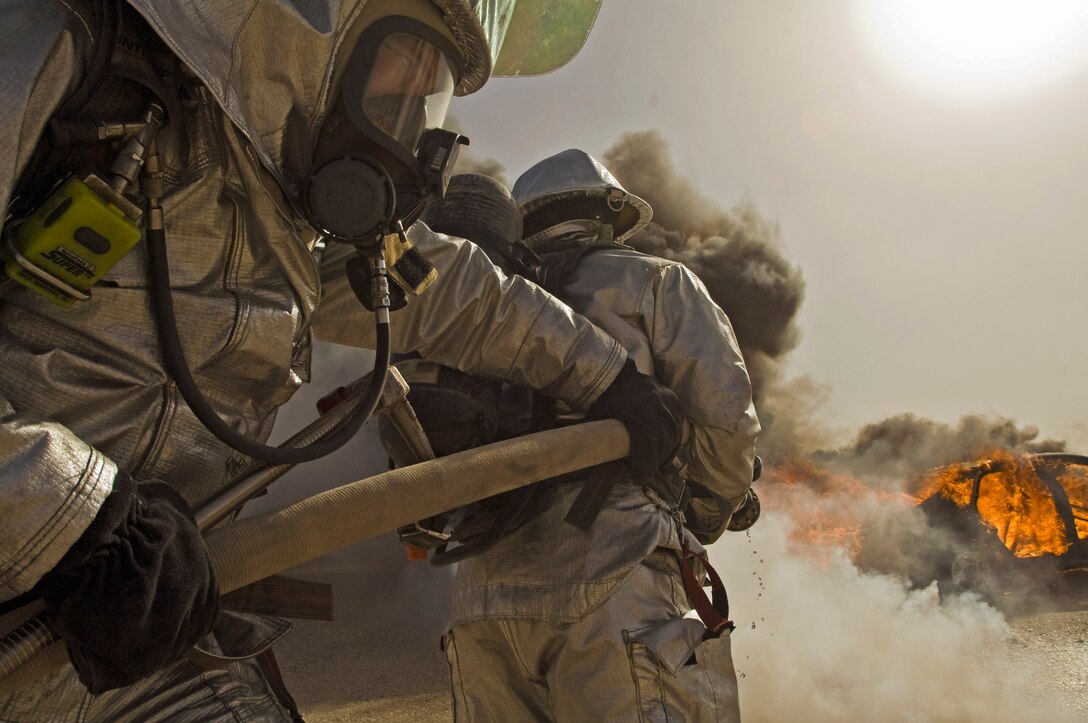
[902,451,1088,608]
[760,449,1088,613]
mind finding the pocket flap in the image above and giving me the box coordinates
[625,617,708,676]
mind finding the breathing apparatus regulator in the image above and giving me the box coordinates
[305,14,470,333]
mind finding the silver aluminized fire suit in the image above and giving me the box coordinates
[0,2,626,720]
[446,230,760,721]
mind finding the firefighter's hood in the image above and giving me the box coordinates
[126,1,603,204]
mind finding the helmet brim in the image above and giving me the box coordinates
[434,0,510,95]
[521,187,652,244]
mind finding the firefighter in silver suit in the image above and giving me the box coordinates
[440,151,761,721]
[0,2,684,720]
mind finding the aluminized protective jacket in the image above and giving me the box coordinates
[452,239,759,624]
[0,0,625,609]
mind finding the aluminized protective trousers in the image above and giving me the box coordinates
[0,631,290,722]
[444,550,741,722]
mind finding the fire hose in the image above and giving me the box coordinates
[0,418,630,688]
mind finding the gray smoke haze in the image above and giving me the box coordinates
[713,514,1084,722]
[816,412,1067,488]
[447,116,510,188]
[600,129,1071,470]
[453,155,508,188]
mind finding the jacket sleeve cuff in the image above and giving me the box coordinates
[0,422,118,601]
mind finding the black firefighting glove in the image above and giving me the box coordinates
[39,472,220,694]
[586,359,684,478]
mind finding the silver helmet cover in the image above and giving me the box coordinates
[513,149,653,245]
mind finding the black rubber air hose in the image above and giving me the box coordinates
[145,221,390,464]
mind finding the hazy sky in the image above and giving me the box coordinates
[449,0,1088,450]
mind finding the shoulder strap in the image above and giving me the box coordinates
[6,0,119,218]
[91,1,183,122]
[55,0,182,133]
[676,539,734,638]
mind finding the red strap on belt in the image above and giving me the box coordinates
[676,540,735,638]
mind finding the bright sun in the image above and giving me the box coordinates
[856,1,1088,98]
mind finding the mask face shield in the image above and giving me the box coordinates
[359,32,456,153]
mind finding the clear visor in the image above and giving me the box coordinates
[362,32,456,152]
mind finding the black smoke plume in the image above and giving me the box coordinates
[603,130,809,459]
[816,412,1065,486]
[602,130,1068,469]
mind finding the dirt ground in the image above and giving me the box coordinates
[270,535,455,723]
[1000,607,1088,719]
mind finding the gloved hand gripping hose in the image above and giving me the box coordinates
[142,139,390,465]
[38,473,220,694]
[564,360,685,529]
[1,419,633,689]
[584,360,684,477]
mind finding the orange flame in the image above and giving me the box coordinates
[1059,464,1088,542]
[765,450,1087,565]
[761,457,913,565]
[916,449,1080,558]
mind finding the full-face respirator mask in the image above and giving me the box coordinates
[307,17,468,249]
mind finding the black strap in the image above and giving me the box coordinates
[429,485,547,567]
[533,242,617,294]
[8,0,186,220]
[255,648,306,723]
[0,587,42,617]
[7,0,119,218]
[428,385,561,564]
[102,6,182,121]
[563,464,620,531]
[61,0,122,119]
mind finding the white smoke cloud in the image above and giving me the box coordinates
[711,514,1084,722]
